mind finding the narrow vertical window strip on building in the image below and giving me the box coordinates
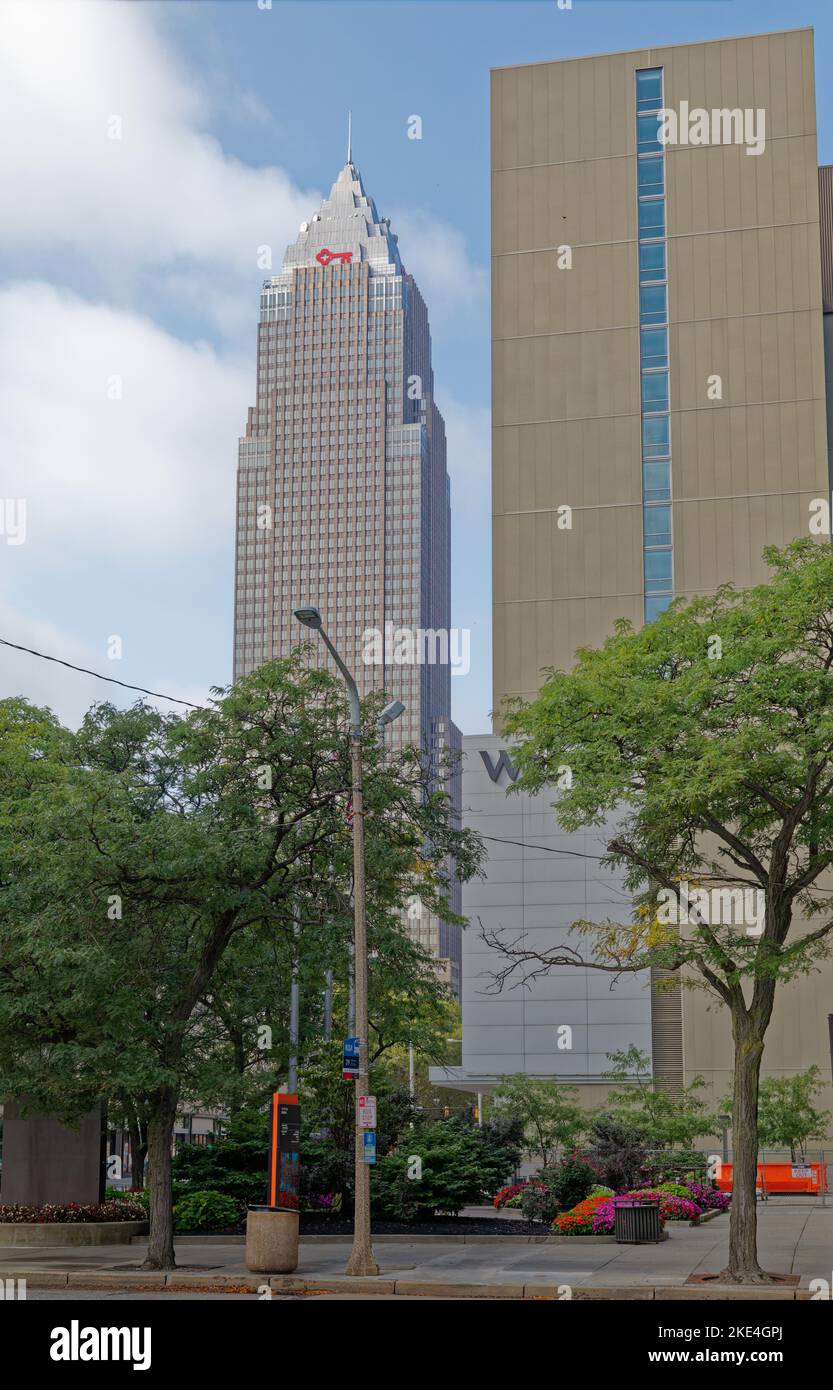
[635,66,673,623]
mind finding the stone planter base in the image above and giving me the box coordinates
[0,1221,148,1246]
[246,1206,299,1274]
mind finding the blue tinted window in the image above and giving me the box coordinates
[637,113,663,152]
[644,548,673,593]
[636,69,663,113]
[639,284,667,325]
[638,156,665,194]
[644,504,672,547]
[643,459,671,502]
[642,371,669,412]
[638,200,665,237]
[645,594,673,623]
[639,242,666,284]
[642,414,670,458]
[640,327,668,368]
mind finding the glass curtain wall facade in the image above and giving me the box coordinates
[636,66,674,621]
[233,160,462,994]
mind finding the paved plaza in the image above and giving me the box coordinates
[2,1200,830,1299]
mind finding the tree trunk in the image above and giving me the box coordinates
[720,1018,775,1282]
[141,1090,178,1271]
[128,1120,147,1190]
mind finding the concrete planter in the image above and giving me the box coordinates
[0,1221,148,1246]
[245,1206,299,1274]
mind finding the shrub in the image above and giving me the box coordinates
[173,1190,241,1232]
[171,1113,270,1209]
[0,1201,146,1224]
[588,1185,614,1198]
[653,1182,697,1200]
[371,1117,517,1222]
[520,1184,559,1224]
[368,1155,423,1223]
[539,1157,597,1211]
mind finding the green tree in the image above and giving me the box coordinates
[495,540,833,1282]
[491,1074,585,1168]
[0,657,482,1269]
[726,1066,831,1163]
[603,1046,717,1149]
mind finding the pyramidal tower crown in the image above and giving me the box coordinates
[282,157,402,275]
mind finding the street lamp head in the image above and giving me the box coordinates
[379,699,406,726]
[293,605,322,631]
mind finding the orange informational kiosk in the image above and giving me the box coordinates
[268,1091,300,1210]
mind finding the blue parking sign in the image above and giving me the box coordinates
[363,1131,377,1164]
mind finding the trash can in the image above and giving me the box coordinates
[614,1196,662,1244]
[245,1204,299,1273]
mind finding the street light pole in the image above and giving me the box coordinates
[294,606,401,1278]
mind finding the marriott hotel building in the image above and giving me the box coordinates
[435,29,833,1119]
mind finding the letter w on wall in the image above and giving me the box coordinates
[480,750,519,783]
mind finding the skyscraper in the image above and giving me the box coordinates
[233,151,462,994]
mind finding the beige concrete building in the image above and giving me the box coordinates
[493,26,829,707]
[490,29,833,1128]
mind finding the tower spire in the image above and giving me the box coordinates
[347,110,352,165]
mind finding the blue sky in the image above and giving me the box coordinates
[1,0,831,733]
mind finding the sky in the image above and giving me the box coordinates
[2,0,832,733]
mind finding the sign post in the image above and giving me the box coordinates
[268,1091,300,1210]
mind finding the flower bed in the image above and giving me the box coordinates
[0,1200,148,1247]
[552,1194,611,1234]
[493,1182,530,1211]
[627,1190,702,1222]
[683,1182,730,1212]
[0,1200,146,1223]
[552,1180,729,1236]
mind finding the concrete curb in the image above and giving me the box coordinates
[0,1268,811,1299]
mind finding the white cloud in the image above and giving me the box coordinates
[0,597,211,730]
[391,208,488,312]
[0,281,249,566]
[0,0,317,316]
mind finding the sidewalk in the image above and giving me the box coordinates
[1,1201,830,1299]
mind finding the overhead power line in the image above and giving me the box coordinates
[5,636,833,893]
[0,636,207,710]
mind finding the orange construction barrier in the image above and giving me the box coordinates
[715,1162,826,1195]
